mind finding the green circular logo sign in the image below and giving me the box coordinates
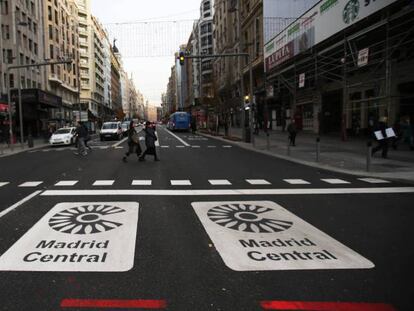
[343,0,360,24]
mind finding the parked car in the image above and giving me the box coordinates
[49,127,76,146]
[121,121,130,137]
[100,122,123,141]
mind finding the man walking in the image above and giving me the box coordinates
[139,121,160,161]
[74,121,88,156]
[372,116,389,158]
[287,119,298,146]
[123,121,142,162]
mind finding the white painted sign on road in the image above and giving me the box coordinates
[192,201,374,271]
[0,202,139,272]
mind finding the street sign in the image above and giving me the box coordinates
[0,202,139,272]
[358,48,369,67]
[192,201,374,271]
[299,73,305,88]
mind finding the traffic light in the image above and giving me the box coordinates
[178,52,185,66]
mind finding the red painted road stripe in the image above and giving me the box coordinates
[60,298,167,309]
[260,301,396,311]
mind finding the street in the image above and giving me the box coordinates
[0,125,413,311]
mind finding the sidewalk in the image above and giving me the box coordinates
[201,127,414,184]
[0,138,49,158]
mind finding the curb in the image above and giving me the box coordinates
[199,132,414,185]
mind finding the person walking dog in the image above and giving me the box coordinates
[123,121,142,162]
[139,121,159,161]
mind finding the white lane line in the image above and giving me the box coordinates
[0,182,10,188]
[171,180,192,186]
[207,146,217,148]
[93,180,115,186]
[223,145,232,148]
[284,179,310,185]
[164,129,190,147]
[209,179,232,185]
[55,181,79,186]
[161,146,170,148]
[321,179,351,184]
[0,191,42,219]
[41,187,414,197]
[18,181,43,188]
[358,178,391,184]
[132,180,152,186]
[246,179,271,185]
[176,146,186,148]
[191,145,201,148]
[114,146,124,149]
[112,137,128,148]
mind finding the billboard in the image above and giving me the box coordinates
[264,0,398,71]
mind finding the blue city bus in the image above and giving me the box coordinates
[167,112,191,131]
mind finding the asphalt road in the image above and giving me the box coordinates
[0,125,413,311]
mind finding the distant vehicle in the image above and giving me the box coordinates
[49,127,76,146]
[121,121,130,136]
[100,122,122,141]
[167,112,191,131]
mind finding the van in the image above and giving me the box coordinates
[100,121,123,141]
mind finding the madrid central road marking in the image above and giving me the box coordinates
[0,202,139,272]
[40,187,414,196]
[192,201,374,271]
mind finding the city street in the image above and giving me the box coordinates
[0,125,413,310]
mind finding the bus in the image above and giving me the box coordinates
[167,112,191,131]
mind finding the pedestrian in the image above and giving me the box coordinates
[139,121,159,161]
[372,116,389,158]
[74,121,88,156]
[287,119,298,146]
[191,117,197,134]
[83,123,92,151]
[123,121,142,162]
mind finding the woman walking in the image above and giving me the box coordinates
[139,121,160,161]
[122,121,142,162]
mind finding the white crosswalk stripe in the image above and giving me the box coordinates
[209,179,232,185]
[18,181,43,187]
[223,145,232,148]
[321,179,350,184]
[93,180,115,186]
[283,179,311,185]
[358,178,391,184]
[171,180,192,186]
[132,180,152,186]
[55,181,79,186]
[246,179,271,185]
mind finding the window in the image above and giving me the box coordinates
[9,74,14,88]
[34,43,38,55]
[1,1,9,15]
[7,49,13,64]
[49,25,53,39]
[48,6,52,21]
[50,44,54,59]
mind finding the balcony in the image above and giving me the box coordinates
[49,73,62,84]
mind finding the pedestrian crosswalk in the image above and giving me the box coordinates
[0,177,394,189]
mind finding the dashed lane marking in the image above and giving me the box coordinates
[0,182,10,188]
[207,146,217,148]
[93,180,115,186]
[223,145,232,148]
[260,300,396,311]
[41,187,414,197]
[208,179,232,185]
[176,145,185,148]
[246,179,271,185]
[283,179,310,185]
[132,180,152,186]
[55,181,79,186]
[358,178,391,184]
[18,181,43,188]
[60,298,167,309]
[321,179,351,184]
[170,180,192,186]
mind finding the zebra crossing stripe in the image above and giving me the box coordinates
[358,178,391,184]
[93,180,115,186]
[246,179,271,185]
[19,181,43,188]
[55,181,79,186]
[171,180,192,186]
[321,179,350,184]
[209,180,232,185]
[132,180,152,186]
[284,179,310,185]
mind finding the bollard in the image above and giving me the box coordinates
[367,141,372,172]
[28,134,34,148]
[316,137,321,162]
[266,132,270,151]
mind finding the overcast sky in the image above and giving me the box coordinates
[91,0,200,106]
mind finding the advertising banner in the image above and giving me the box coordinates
[264,0,398,71]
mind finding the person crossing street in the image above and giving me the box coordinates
[139,121,160,162]
[74,121,88,156]
[123,121,142,162]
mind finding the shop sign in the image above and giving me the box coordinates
[357,48,369,67]
[264,0,398,70]
[265,42,294,72]
[192,201,374,271]
[0,202,139,272]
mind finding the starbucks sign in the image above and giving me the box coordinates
[343,0,360,24]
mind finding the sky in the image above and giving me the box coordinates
[91,0,200,106]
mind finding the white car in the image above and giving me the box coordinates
[49,127,76,146]
[100,122,123,141]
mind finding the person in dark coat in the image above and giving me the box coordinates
[372,116,389,158]
[287,119,298,146]
[74,121,88,156]
[123,121,142,162]
[139,121,159,161]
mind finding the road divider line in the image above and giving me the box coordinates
[40,187,414,196]
[60,298,167,309]
[163,128,190,146]
[260,300,396,311]
[0,191,42,219]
